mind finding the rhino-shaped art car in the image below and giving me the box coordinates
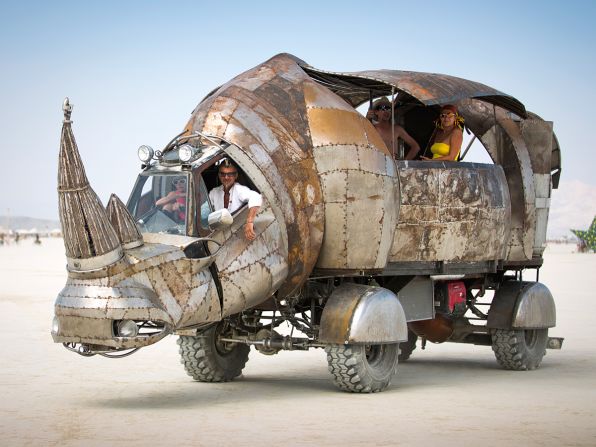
[52,54,562,392]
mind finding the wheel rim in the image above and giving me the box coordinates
[364,344,385,367]
[214,323,237,356]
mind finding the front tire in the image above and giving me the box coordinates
[325,343,399,393]
[491,328,548,371]
[177,323,249,382]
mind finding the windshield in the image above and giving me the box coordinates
[127,173,189,235]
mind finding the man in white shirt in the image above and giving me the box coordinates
[209,159,262,241]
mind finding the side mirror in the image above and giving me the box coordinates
[208,209,233,230]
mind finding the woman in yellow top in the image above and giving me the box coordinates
[421,104,464,161]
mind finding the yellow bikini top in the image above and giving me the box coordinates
[430,142,459,160]
[431,142,450,157]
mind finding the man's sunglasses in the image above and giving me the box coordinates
[375,105,392,111]
[219,172,237,178]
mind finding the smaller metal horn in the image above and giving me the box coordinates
[106,194,144,249]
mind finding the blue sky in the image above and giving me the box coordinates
[0,0,594,231]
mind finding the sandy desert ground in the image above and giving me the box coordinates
[0,238,595,447]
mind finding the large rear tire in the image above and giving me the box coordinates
[491,328,548,371]
[177,323,249,382]
[325,343,399,393]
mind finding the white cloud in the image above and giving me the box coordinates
[548,180,596,238]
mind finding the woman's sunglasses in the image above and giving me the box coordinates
[440,113,455,118]
[219,172,237,178]
[376,105,392,111]
[174,179,186,185]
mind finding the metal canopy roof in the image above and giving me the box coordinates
[294,57,527,118]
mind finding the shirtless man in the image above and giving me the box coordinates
[366,97,420,160]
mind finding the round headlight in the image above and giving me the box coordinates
[178,144,194,162]
[137,145,154,163]
[117,320,139,338]
[52,316,60,334]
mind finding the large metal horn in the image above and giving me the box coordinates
[58,98,123,271]
[106,194,143,249]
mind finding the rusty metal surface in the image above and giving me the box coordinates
[185,54,324,296]
[189,53,402,274]
[390,161,510,262]
[319,283,407,344]
[305,78,398,269]
[297,57,527,118]
[53,55,561,354]
[209,206,288,316]
[460,100,537,261]
[519,115,554,257]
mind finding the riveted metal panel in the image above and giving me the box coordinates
[319,170,348,202]
[313,145,360,173]
[316,202,347,269]
[187,54,325,296]
[308,108,370,148]
[314,154,398,270]
[461,101,537,261]
[362,116,389,153]
[211,204,289,317]
[391,162,510,262]
[346,170,385,267]
[303,81,354,111]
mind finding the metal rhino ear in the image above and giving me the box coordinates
[58,98,123,271]
[106,194,143,249]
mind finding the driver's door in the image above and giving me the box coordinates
[195,160,288,317]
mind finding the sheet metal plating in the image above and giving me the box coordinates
[53,54,560,355]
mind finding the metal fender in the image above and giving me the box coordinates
[487,281,556,329]
[319,283,408,344]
